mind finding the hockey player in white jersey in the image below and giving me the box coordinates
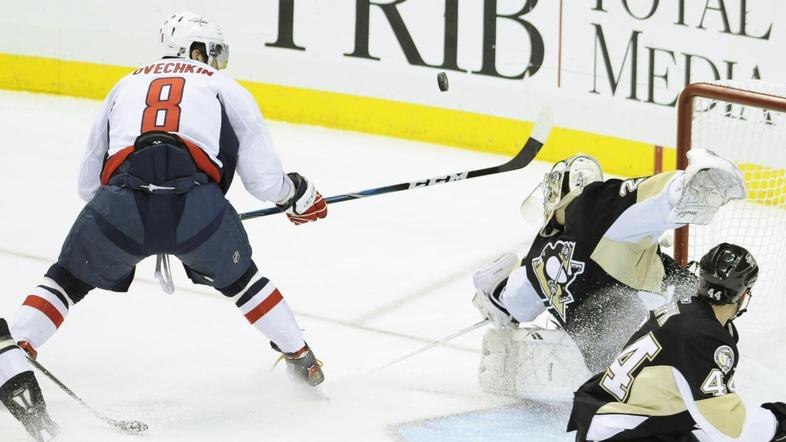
[0,12,327,440]
[473,149,747,398]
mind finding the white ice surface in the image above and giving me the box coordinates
[0,91,783,441]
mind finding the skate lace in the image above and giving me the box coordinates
[270,355,323,370]
[307,360,324,379]
[270,354,285,372]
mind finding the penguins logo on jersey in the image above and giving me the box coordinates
[531,241,585,321]
[714,345,735,374]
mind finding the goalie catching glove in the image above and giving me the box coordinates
[668,148,746,225]
[276,172,328,225]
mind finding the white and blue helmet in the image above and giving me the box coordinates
[160,12,229,69]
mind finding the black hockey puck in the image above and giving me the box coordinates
[437,72,449,92]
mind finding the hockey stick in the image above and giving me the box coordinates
[366,318,490,375]
[239,109,553,221]
[26,356,149,434]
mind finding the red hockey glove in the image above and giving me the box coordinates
[276,172,328,225]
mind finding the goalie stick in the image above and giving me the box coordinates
[26,356,149,434]
[239,108,554,221]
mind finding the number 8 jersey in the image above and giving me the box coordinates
[78,57,288,204]
[567,297,777,441]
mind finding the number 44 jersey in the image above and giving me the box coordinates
[567,297,777,441]
[78,57,288,204]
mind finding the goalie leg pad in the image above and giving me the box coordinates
[479,327,591,402]
[472,253,519,328]
[668,149,746,225]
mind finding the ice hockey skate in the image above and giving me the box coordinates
[0,319,59,442]
[0,372,60,442]
[271,343,328,400]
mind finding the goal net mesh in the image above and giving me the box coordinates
[680,80,786,338]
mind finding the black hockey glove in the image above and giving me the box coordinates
[762,402,786,441]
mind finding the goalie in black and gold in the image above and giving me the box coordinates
[567,243,786,441]
[473,148,747,378]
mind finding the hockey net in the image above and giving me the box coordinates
[675,80,786,337]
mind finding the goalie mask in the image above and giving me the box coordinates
[541,154,603,220]
[160,12,229,70]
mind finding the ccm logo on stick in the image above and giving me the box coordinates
[409,172,469,188]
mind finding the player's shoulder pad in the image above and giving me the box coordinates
[680,330,735,376]
[676,305,735,349]
[569,179,619,205]
[586,178,622,195]
[566,179,627,216]
[213,70,248,92]
[683,321,737,375]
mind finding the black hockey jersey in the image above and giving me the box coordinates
[522,172,684,371]
[567,297,776,441]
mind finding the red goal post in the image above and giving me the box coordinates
[674,81,786,266]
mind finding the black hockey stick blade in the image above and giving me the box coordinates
[239,108,553,221]
[26,357,149,434]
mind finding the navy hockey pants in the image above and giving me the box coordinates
[53,182,253,298]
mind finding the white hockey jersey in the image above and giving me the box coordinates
[78,57,290,203]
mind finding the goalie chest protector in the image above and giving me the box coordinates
[522,176,672,329]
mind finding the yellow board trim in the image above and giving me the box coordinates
[0,52,674,177]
